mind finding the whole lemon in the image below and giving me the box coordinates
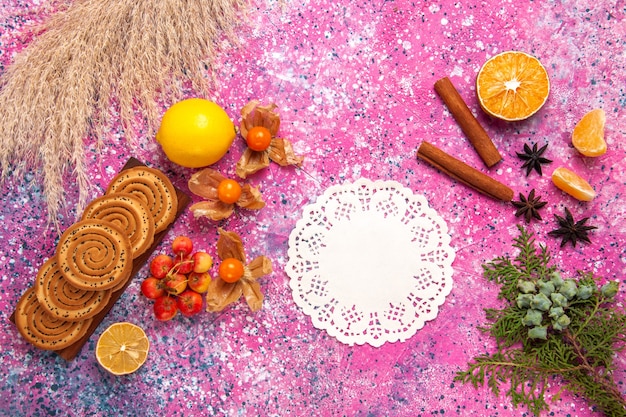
[156,98,236,168]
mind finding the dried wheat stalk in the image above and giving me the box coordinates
[0,0,247,231]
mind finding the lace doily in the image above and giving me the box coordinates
[286,179,455,347]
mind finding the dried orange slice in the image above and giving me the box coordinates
[96,322,150,375]
[551,167,596,202]
[476,51,550,121]
[572,108,606,157]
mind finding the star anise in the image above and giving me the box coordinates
[516,142,552,176]
[512,189,547,223]
[548,207,597,247]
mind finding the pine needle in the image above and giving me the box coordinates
[0,0,248,231]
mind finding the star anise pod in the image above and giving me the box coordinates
[512,189,547,223]
[548,207,597,247]
[516,142,552,176]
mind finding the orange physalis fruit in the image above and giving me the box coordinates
[551,167,596,202]
[217,179,242,204]
[572,108,607,157]
[246,126,272,151]
[476,51,550,121]
[218,258,245,283]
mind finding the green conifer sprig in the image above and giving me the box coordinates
[456,226,626,416]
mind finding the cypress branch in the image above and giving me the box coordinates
[456,226,626,416]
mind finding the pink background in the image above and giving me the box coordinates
[1,0,625,416]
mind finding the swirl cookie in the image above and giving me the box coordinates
[34,257,112,322]
[106,166,178,233]
[56,219,133,291]
[81,193,155,258]
[14,287,93,351]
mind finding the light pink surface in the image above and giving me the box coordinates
[1,0,625,416]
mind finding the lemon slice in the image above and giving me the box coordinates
[96,322,150,375]
[551,167,596,202]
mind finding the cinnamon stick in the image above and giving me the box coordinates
[434,77,502,167]
[416,141,513,201]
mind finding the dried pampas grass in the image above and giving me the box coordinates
[0,0,248,230]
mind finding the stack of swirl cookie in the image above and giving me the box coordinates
[15,166,178,351]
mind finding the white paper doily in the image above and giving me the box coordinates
[286,179,455,347]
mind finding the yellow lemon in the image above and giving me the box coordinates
[156,98,236,168]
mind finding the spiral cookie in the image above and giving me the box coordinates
[106,166,178,233]
[56,219,133,291]
[14,287,93,351]
[34,257,112,322]
[81,193,155,259]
